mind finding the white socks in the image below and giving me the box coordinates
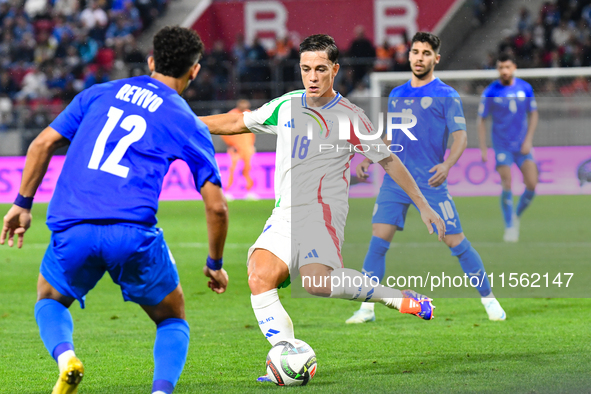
[57,350,76,373]
[251,289,294,346]
[329,268,403,310]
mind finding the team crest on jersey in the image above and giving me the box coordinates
[420,97,433,109]
[303,108,331,139]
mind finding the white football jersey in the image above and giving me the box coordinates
[244,90,389,238]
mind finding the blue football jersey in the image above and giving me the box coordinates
[387,78,466,187]
[479,77,537,152]
[46,75,221,231]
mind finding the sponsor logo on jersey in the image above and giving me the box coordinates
[303,249,319,259]
[446,219,457,228]
[284,118,295,128]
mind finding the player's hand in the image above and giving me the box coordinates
[1,205,32,249]
[203,265,229,294]
[427,163,450,187]
[520,140,532,155]
[419,206,445,241]
[356,159,372,179]
[480,148,488,163]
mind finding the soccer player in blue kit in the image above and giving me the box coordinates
[0,27,229,394]
[346,32,506,324]
[477,53,539,242]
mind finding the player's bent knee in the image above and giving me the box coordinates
[372,223,397,243]
[300,264,332,297]
[142,285,185,324]
[36,274,74,307]
[248,269,285,294]
[444,232,465,249]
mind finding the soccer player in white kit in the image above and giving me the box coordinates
[201,34,445,380]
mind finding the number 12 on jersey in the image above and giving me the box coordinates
[88,106,147,178]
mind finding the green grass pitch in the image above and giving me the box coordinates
[1,195,590,393]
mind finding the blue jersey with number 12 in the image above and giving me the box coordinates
[388,78,466,187]
[47,75,221,232]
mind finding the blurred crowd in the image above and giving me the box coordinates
[487,0,591,69]
[185,25,411,103]
[0,0,166,131]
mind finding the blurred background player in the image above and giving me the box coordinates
[478,53,539,243]
[347,32,506,325]
[0,26,229,394]
[220,99,258,200]
[201,34,445,381]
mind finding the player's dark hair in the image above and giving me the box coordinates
[153,26,204,78]
[411,32,441,53]
[299,34,339,64]
[497,52,516,64]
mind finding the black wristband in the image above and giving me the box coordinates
[206,256,223,271]
[14,193,33,210]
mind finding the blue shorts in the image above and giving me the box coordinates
[40,223,179,308]
[372,179,463,235]
[494,148,535,169]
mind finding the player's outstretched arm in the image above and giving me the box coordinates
[378,154,446,241]
[200,181,229,293]
[200,113,251,135]
[477,116,488,162]
[1,127,68,248]
[521,110,538,155]
[428,129,467,187]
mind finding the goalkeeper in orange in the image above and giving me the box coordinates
[220,99,258,199]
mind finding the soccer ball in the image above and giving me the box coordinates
[266,339,317,386]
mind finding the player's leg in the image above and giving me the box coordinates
[345,223,396,323]
[444,233,505,321]
[225,146,239,192]
[37,224,105,394]
[36,274,84,394]
[240,143,256,193]
[300,262,433,320]
[104,224,188,394]
[497,164,513,226]
[141,286,189,394]
[297,219,433,321]
[248,248,294,345]
[347,188,411,323]
[516,157,538,220]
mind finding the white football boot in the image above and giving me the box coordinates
[481,297,506,321]
[345,307,376,324]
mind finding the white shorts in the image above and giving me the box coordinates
[247,214,344,274]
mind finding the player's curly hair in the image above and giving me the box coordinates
[299,34,339,64]
[411,32,441,53]
[153,26,204,78]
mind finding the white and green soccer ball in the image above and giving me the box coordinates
[266,339,317,386]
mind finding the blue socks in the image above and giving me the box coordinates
[450,238,491,297]
[500,190,513,228]
[34,299,75,360]
[361,236,390,282]
[516,189,535,217]
[152,318,190,394]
